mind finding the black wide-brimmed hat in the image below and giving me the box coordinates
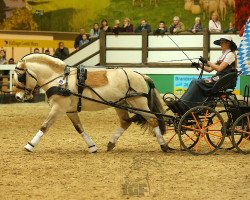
[213,35,237,51]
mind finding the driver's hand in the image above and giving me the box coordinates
[199,56,208,64]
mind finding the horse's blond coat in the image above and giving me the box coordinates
[14,54,169,152]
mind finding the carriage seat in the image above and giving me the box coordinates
[210,71,238,95]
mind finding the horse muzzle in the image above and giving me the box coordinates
[15,92,33,101]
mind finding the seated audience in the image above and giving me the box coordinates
[209,12,221,33]
[44,49,50,55]
[121,18,133,32]
[53,42,69,60]
[189,17,203,33]
[112,20,122,35]
[169,16,185,34]
[78,34,90,48]
[74,28,86,49]
[0,49,7,65]
[89,23,100,39]
[8,58,15,64]
[223,22,237,34]
[100,19,112,32]
[153,21,168,35]
[0,50,8,75]
[134,19,151,33]
[33,48,40,53]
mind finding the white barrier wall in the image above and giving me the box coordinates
[64,40,100,66]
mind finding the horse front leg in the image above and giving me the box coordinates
[107,108,132,151]
[67,112,97,153]
[24,105,64,152]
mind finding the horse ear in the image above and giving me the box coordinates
[17,60,26,69]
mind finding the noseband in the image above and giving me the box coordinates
[15,67,38,96]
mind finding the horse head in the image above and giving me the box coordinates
[14,60,38,101]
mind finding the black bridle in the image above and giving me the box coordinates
[15,67,39,96]
[14,66,72,97]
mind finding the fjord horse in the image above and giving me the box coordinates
[14,54,169,153]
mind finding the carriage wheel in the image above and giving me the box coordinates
[177,106,226,155]
[231,112,250,154]
[206,110,242,150]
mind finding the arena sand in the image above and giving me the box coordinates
[0,102,249,200]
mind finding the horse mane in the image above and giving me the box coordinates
[21,53,66,69]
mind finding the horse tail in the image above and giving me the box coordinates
[127,74,166,135]
[143,75,166,134]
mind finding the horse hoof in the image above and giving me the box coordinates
[88,145,98,153]
[160,145,169,152]
[24,143,34,152]
[107,142,116,151]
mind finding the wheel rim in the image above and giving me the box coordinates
[206,111,242,150]
[178,106,226,155]
[231,113,250,154]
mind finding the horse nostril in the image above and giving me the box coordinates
[16,95,21,101]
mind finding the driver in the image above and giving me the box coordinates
[180,35,238,108]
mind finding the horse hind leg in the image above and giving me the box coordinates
[127,97,169,152]
[67,112,97,153]
[107,108,132,151]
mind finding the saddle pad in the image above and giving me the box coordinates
[85,71,108,88]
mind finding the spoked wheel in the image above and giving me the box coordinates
[231,112,250,154]
[206,110,242,150]
[164,126,180,150]
[177,106,226,155]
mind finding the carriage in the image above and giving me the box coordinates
[13,54,250,155]
[161,66,250,155]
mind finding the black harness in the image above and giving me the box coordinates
[76,65,87,112]
[16,65,148,113]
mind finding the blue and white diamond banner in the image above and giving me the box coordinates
[238,20,250,75]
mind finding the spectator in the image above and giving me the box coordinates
[100,19,112,32]
[89,23,100,40]
[0,49,8,75]
[209,12,221,33]
[112,19,122,35]
[189,17,203,33]
[153,21,168,35]
[134,19,151,33]
[8,58,15,64]
[53,42,69,60]
[74,28,86,49]
[0,49,7,65]
[78,34,90,48]
[33,48,40,53]
[44,49,50,55]
[121,18,133,32]
[223,22,237,34]
[169,16,185,34]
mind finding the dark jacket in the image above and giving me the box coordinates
[153,28,168,35]
[74,34,82,49]
[112,26,123,35]
[134,24,151,33]
[121,24,133,32]
[53,47,69,60]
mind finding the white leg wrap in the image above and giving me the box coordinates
[109,127,125,143]
[81,132,97,153]
[154,126,165,145]
[24,130,44,152]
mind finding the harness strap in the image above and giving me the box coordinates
[46,86,71,99]
[122,69,137,96]
[77,65,87,112]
